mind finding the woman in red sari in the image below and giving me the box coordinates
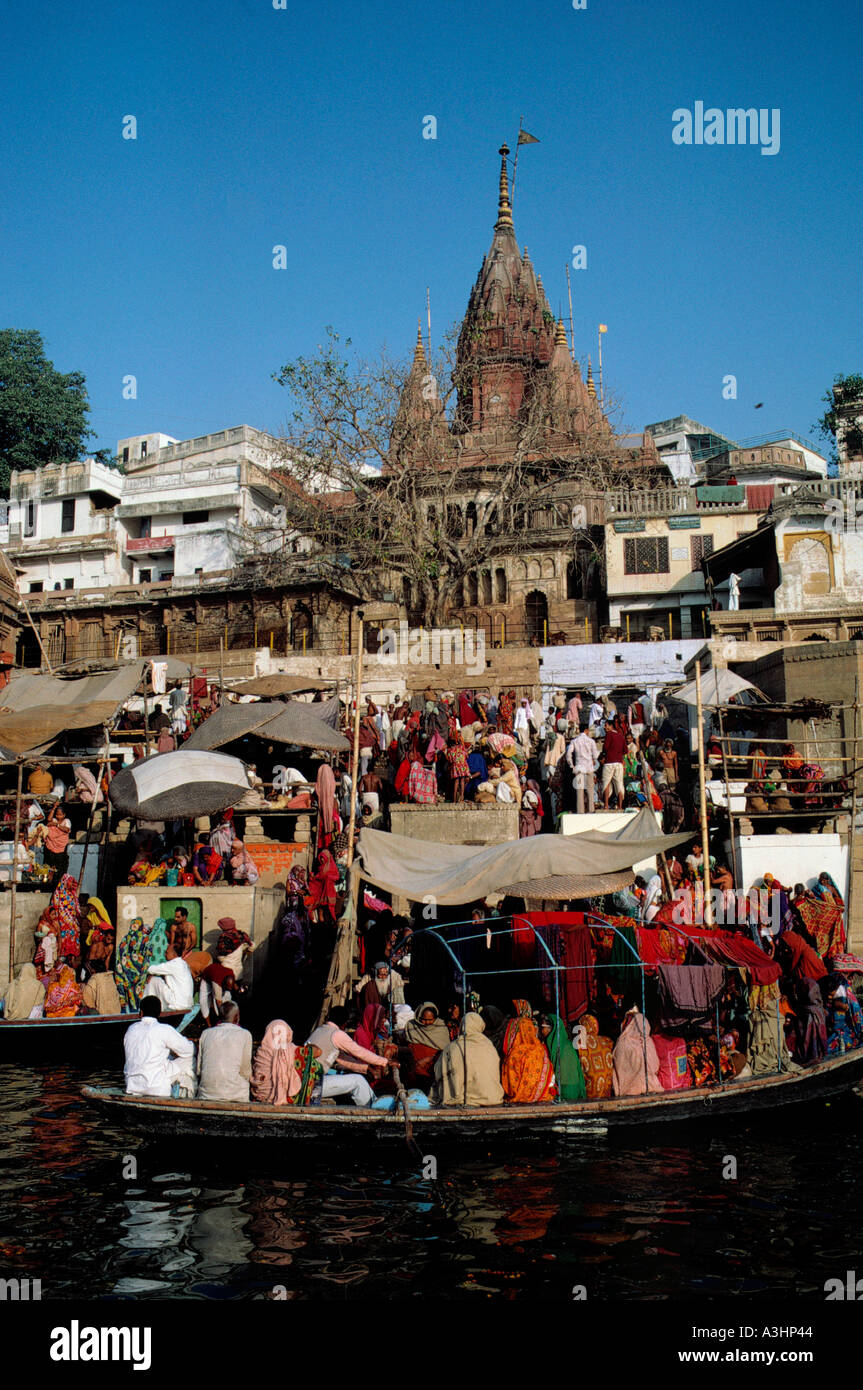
[305,850,340,923]
[497,691,516,737]
[501,1000,556,1103]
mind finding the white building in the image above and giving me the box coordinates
[4,425,294,597]
[4,459,126,593]
[116,425,289,585]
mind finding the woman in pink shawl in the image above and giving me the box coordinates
[73,765,103,805]
[251,1020,321,1106]
[612,1008,663,1096]
[315,762,337,850]
[356,1002,386,1051]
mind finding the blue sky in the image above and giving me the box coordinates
[2,0,860,457]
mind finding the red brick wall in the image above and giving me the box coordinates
[245,843,308,882]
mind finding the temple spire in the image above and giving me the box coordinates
[495,143,514,230]
[555,318,568,347]
[586,356,596,399]
[413,318,426,363]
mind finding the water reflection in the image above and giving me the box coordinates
[2,1061,861,1300]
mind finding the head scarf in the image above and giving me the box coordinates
[149,918,169,965]
[216,919,252,958]
[251,1020,299,1103]
[73,765,101,803]
[194,845,223,881]
[404,1001,450,1051]
[543,1014,587,1101]
[4,962,45,1020]
[479,1004,508,1056]
[612,1009,663,1096]
[356,1003,386,1051]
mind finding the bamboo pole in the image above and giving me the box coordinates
[6,760,23,984]
[345,613,364,870]
[78,724,111,892]
[695,662,714,926]
[849,675,859,951]
[716,704,740,892]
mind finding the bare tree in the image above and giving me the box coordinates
[240,326,663,628]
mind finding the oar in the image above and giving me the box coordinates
[391,1063,423,1162]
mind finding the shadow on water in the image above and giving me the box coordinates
[1,1061,861,1300]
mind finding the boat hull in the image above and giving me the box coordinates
[0,1010,188,1055]
[81,1048,863,1142]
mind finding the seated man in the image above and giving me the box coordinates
[142,953,195,1011]
[124,996,196,1098]
[305,1009,390,1106]
[197,1001,253,1101]
[199,959,237,1027]
[81,959,122,1015]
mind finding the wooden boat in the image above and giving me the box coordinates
[81,1046,863,1142]
[0,1008,189,1056]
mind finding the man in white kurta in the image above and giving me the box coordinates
[142,956,195,1011]
[124,997,196,1097]
[196,1002,253,1101]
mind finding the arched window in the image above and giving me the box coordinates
[566,558,582,599]
[495,567,507,603]
[465,502,478,537]
[480,570,492,605]
[466,573,478,606]
[524,589,548,645]
[446,505,463,538]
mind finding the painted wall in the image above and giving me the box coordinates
[539,639,703,696]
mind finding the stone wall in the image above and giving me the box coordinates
[0,891,53,992]
[388,803,519,846]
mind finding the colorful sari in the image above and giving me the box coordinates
[543,1014,587,1101]
[498,692,515,737]
[115,918,154,1010]
[794,878,846,958]
[52,875,81,959]
[305,850,340,915]
[826,977,863,1055]
[576,1014,614,1099]
[501,1000,556,1103]
[193,845,223,884]
[44,965,83,1018]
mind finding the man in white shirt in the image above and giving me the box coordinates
[142,955,195,1011]
[124,996,196,1098]
[197,1001,253,1101]
[566,729,599,815]
[588,698,605,734]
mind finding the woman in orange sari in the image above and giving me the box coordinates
[43,963,84,1018]
[501,1000,556,1103]
[576,1014,614,1099]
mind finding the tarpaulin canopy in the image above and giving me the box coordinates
[0,665,155,754]
[108,749,251,820]
[356,808,691,905]
[224,674,336,698]
[184,699,349,753]
[638,920,781,985]
[672,668,763,710]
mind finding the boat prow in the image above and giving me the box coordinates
[0,1008,190,1055]
[81,1047,863,1143]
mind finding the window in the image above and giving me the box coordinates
[690,534,714,571]
[122,447,129,464]
[194,567,203,575]
[63,578,74,590]
[140,517,151,538]
[624,537,669,575]
[29,581,43,593]
[158,571,172,582]
[61,498,76,533]
[182,510,209,525]
[140,441,148,458]
[24,500,36,536]
[139,569,152,583]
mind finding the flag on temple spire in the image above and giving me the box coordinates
[517,130,540,144]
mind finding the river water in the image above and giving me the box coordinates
[2,1061,861,1301]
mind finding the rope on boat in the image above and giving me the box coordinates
[391,1063,423,1162]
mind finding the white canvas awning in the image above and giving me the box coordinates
[672,668,763,710]
[355,807,690,905]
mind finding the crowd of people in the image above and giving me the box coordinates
[340,687,690,839]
